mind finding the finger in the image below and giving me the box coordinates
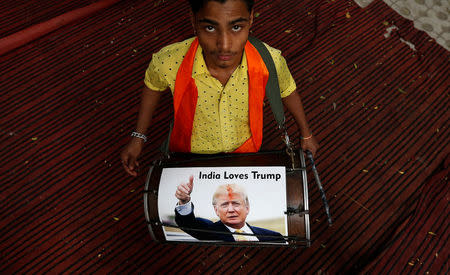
[175,189,185,199]
[177,192,189,201]
[122,162,138,177]
[133,160,140,174]
[188,175,194,190]
[176,183,188,193]
[128,157,135,170]
[178,184,190,195]
[307,147,316,157]
[122,156,138,177]
[301,139,317,156]
[175,190,190,201]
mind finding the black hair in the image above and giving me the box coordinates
[187,0,254,13]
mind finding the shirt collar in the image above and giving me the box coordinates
[224,223,253,234]
[192,46,209,77]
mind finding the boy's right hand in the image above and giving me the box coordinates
[121,138,144,177]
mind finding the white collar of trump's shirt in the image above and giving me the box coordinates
[224,223,253,234]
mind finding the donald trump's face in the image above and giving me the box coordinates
[213,191,249,229]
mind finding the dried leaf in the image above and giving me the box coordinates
[346,11,351,18]
[398,170,405,174]
[353,63,358,69]
[398,88,407,94]
[374,106,379,110]
[383,21,389,26]
[285,29,292,33]
[362,169,369,173]
[408,262,415,266]
[254,12,260,18]
[31,137,38,141]
[113,217,119,221]
[320,96,326,100]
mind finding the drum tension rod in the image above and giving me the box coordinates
[284,206,308,216]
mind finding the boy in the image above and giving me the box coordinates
[121,0,318,176]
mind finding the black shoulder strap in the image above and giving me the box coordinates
[248,36,286,129]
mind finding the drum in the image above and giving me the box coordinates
[143,149,311,247]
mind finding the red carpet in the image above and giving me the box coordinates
[363,155,449,274]
[0,0,448,273]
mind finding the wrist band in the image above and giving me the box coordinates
[301,134,313,140]
[131,131,147,142]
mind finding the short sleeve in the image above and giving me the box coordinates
[143,38,194,92]
[266,45,297,98]
[144,53,170,91]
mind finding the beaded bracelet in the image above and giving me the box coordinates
[131,131,147,142]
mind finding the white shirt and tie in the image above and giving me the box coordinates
[223,223,259,241]
[176,202,259,241]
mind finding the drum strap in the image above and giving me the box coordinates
[161,37,288,154]
[247,36,286,130]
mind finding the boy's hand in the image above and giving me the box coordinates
[121,138,144,177]
[301,136,319,157]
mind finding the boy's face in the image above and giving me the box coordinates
[192,0,253,71]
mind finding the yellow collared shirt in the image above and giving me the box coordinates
[144,37,296,154]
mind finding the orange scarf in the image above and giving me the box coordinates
[169,38,268,153]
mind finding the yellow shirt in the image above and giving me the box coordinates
[144,37,296,154]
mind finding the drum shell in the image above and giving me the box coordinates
[144,150,310,247]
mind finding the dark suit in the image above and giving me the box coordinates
[174,204,284,242]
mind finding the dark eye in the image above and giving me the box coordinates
[232,25,242,32]
[205,25,215,32]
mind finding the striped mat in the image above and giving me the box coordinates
[0,0,94,37]
[362,155,449,274]
[0,0,448,273]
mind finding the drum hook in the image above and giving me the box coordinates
[281,127,296,170]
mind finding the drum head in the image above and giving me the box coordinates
[144,150,310,247]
